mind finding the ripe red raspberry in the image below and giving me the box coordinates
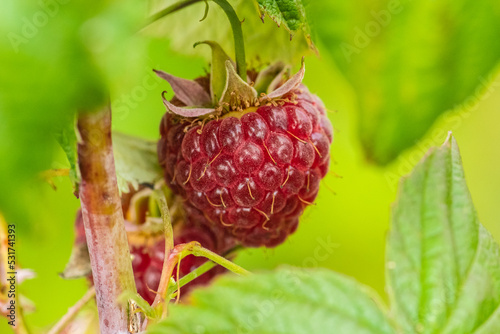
[158,74,333,247]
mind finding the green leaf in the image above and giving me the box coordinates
[387,134,500,333]
[256,0,312,43]
[149,267,396,334]
[54,115,81,191]
[310,0,500,164]
[112,132,163,194]
[144,0,312,65]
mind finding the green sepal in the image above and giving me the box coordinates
[253,62,286,94]
[194,41,235,104]
[220,60,258,108]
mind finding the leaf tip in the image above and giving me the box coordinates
[444,131,453,145]
[442,131,460,152]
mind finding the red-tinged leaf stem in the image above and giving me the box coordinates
[152,241,249,319]
[150,188,175,318]
[77,107,137,334]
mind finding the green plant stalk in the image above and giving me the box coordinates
[154,188,174,250]
[147,0,247,80]
[77,107,137,334]
[211,0,247,80]
[167,261,216,297]
[147,0,201,24]
[190,243,250,276]
[165,245,243,297]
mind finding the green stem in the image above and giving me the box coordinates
[163,243,249,302]
[146,0,201,25]
[153,188,174,252]
[190,243,250,276]
[166,245,244,297]
[210,0,247,81]
[167,261,216,297]
[146,0,247,80]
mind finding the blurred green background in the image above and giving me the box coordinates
[1,0,499,332]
